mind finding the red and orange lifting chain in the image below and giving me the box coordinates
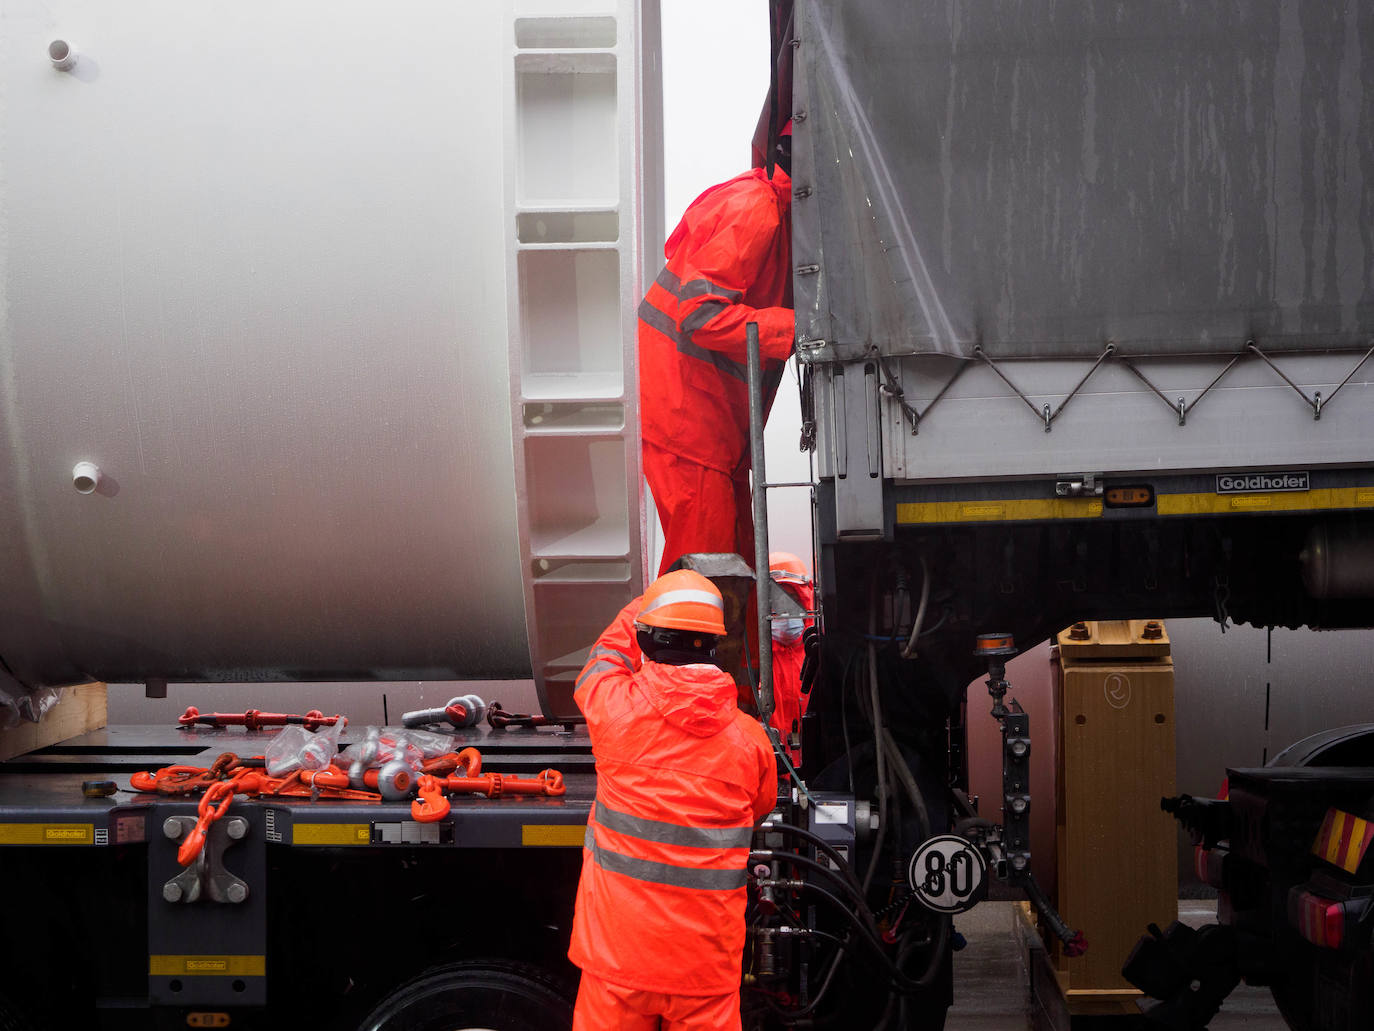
[411,768,566,823]
[178,707,343,731]
[131,747,566,863]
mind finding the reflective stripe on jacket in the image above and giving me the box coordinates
[639,167,794,475]
[569,598,777,996]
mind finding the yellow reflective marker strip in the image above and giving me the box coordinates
[895,498,1102,524]
[0,823,94,845]
[895,487,1374,525]
[291,823,370,846]
[1158,488,1374,517]
[149,955,265,977]
[522,824,587,847]
[1321,809,1347,866]
[1312,808,1374,875]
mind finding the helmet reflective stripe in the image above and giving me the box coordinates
[638,588,724,617]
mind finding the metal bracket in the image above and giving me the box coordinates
[1055,473,1104,498]
[161,815,250,905]
[1001,708,1032,882]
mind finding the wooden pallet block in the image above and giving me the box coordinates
[0,683,108,762]
[1051,622,1178,1012]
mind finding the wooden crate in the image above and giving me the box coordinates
[0,683,108,762]
[1051,621,1178,1010]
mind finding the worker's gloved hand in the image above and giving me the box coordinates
[799,627,821,696]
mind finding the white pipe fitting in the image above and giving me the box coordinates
[48,40,78,72]
[72,461,103,494]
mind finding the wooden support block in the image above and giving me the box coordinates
[1056,619,1171,661]
[0,683,108,762]
[1052,622,1177,1003]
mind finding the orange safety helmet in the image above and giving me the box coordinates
[769,551,810,587]
[636,570,727,637]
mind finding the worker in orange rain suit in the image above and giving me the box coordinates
[569,569,777,1031]
[639,125,795,576]
[767,551,814,766]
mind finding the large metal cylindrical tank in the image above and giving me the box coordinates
[1,0,655,708]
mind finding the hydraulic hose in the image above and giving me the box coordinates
[758,822,863,891]
[786,879,946,995]
[750,849,877,924]
[762,937,849,1023]
[898,555,930,659]
[880,727,932,842]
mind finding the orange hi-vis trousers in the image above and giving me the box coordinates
[573,972,741,1031]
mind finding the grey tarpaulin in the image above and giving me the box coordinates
[792,0,1374,360]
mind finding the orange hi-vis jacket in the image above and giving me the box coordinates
[770,579,815,764]
[569,599,777,996]
[639,166,795,476]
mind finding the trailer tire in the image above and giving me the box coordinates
[0,995,33,1031]
[357,960,575,1031]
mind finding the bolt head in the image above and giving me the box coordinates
[163,818,184,840]
[226,818,248,840]
[226,883,248,904]
[163,882,183,903]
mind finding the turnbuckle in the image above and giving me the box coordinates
[486,703,585,731]
[177,706,342,731]
[410,769,567,822]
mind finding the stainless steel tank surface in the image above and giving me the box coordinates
[0,0,655,702]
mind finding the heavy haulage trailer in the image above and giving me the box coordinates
[4,1,1374,1029]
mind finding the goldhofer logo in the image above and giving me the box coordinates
[1215,472,1309,493]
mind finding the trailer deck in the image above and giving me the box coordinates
[0,723,596,1021]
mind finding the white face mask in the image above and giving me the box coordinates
[771,617,805,644]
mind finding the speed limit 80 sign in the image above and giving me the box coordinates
[908,835,988,914]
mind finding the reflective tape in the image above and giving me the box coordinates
[590,643,635,668]
[638,296,680,341]
[638,297,748,384]
[575,659,621,691]
[654,267,682,294]
[575,644,637,690]
[584,827,747,891]
[638,588,724,617]
[680,277,744,303]
[1313,807,1374,874]
[681,299,731,341]
[596,801,753,851]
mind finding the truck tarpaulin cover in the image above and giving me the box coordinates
[792,0,1374,360]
